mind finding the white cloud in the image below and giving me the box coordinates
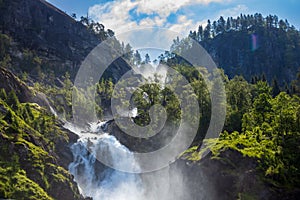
[217,4,248,18]
[168,15,197,33]
[88,0,231,33]
[88,0,234,53]
[136,0,230,18]
[139,16,166,27]
[89,0,139,31]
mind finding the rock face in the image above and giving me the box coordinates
[0,0,96,75]
[176,150,270,200]
[0,0,130,81]
[0,67,49,106]
[107,119,179,153]
[176,149,300,200]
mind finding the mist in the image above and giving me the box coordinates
[65,122,195,200]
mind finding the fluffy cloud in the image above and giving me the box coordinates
[168,15,197,33]
[218,4,248,18]
[88,0,235,52]
[136,0,230,18]
[89,0,139,31]
[88,0,231,33]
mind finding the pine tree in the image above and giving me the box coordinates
[134,50,141,65]
[271,78,280,97]
[144,53,151,64]
[197,25,203,41]
[203,20,211,40]
[225,17,231,31]
[6,90,19,110]
[0,88,7,100]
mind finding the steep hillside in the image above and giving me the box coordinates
[0,0,130,82]
[201,26,300,85]
[0,68,84,199]
[173,14,300,86]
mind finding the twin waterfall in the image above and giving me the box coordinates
[64,122,145,200]
[64,120,189,200]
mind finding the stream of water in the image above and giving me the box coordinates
[64,122,145,200]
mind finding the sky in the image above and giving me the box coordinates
[46,0,300,33]
[45,0,300,60]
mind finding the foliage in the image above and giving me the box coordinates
[0,33,11,68]
[6,90,20,110]
[0,93,80,199]
[183,84,300,188]
[225,76,252,132]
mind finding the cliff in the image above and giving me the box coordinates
[0,0,130,81]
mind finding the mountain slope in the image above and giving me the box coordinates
[0,68,84,199]
[201,26,300,85]
[181,14,300,86]
[0,0,130,81]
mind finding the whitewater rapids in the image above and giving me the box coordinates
[64,122,145,200]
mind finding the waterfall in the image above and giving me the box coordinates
[47,97,191,199]
[65,122,145,200]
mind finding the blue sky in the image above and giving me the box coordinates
[46,0,300,33]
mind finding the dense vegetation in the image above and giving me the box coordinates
[183,78,300,188]
[0,89,82,199]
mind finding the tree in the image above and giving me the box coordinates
[225,76,252,132]
[203,20,211,40]
[212,21,217,37]
[63,72,72,90]
[107,29,114,37]
[274,15,278,28]
[134,50,141,65]
[144,53,151,64]
[225,17,231,31]
[271,78,280,97]
[291,71,300,96]
[80,16,90,26]
[254,93,272,124]
[279,19,287,31]
[197,25,203,41]
[216,16,225,34]
[71,13,77,19]
[158,53,165,63]
[0,88,7,100]
[124,43,133,61]
[6,90,20,110]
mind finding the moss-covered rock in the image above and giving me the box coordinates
[0,97,83,199]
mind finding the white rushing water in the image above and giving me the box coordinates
[65,122,145,200]
[64,120,191,200]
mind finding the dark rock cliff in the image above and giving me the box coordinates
[175,149,299,200]
[0,67,48,105]
[0,0,130,81]
[200,27,300,85]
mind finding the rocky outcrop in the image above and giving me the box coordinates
[176,150,268,200]
[176,149,299,200]
[107,119,179,153]
[0,0,96,75]
[0,67,49,106]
